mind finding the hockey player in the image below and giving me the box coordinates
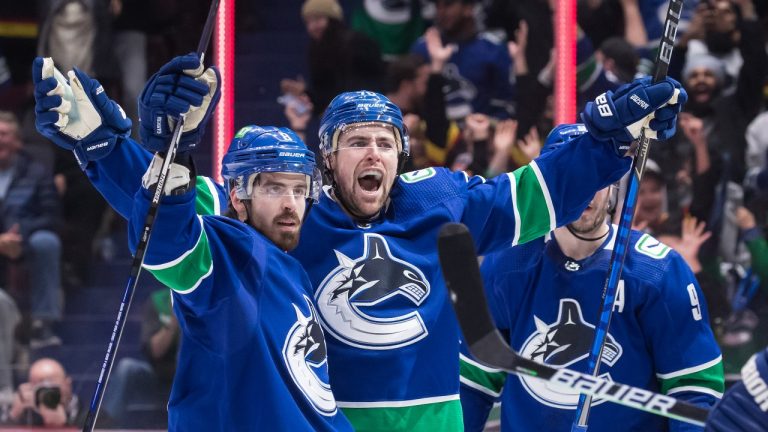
[31,57,352,431]
[459,125,724,432]
[706,347,768,431]
[32,52,688,431]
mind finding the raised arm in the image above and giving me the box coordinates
[462,76,687,254]
[31,54,223,218]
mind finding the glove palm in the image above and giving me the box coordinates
[32,57,132,168]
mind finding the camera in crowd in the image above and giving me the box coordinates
[34,385,61,410]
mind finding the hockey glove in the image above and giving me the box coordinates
[581,76,688,155]
[706,348,768,432]
[141,153,193,195]
[139,53,220,154]
[32,57,132,169]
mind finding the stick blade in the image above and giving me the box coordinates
[438,223,516,371]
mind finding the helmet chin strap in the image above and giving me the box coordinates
[565,223,610,242]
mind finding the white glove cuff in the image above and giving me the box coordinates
[142,154,192,194]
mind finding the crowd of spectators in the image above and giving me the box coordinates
[0,0,768,428]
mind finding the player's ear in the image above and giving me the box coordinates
[230,189,248,222]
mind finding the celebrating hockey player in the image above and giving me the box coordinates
[706,347,768,431]
[458,125,723,432]
[31,56,353,431]
[32,50,687,430]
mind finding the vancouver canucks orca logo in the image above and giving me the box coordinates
[315,233,430,350]
[283,295,337,416]
[519,299,623,409]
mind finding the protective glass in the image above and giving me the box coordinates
[251,178,310,199]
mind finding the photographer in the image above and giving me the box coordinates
[7,358,80,426]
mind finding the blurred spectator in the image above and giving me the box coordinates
[101,289,178,428]
[0,50,10,93]
[411,0,515,120]
[53,144,108,290]
[36,0,117,80]
[735,205,768,288]
[281,0,385,118]
[0,112,62,349]
[633,159,670,234]
[0,288,19,393]
[677,12,767,188]
[484,0,552,79]
[283,93,313,144]
[658,216,732,328]
[507,19,549,149]
[597,37,640,85]
[384,46,453,171]
[111,0,150,138]
[350,0,430,59]
[683,0,760,91]
[744,111,768,191]
[445,114,519,177]
[5,358,81,426]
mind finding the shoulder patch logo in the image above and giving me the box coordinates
[518,299,623,409]
[315,233,431,350]
[634,233,671,259]
[400,168,437,184]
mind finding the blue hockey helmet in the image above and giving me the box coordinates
[541,123,588,156]
[318,91,409,169]
[545,124,622,213]
[221,125,321,203]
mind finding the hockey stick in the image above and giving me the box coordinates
[81,2,220,430]
[437,222,709,426]
[572,1,685,430]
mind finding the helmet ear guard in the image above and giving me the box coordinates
[607,182,620,215]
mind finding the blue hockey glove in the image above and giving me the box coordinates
[32,57,132,169]
[139,53,221,154]
[706,348,768,432]
[581,76,688,155]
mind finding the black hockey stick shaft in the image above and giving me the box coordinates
[437,223,708,427]
[81,2,220,430]
[573,1,684,429]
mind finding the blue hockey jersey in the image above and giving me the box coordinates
[411,32,515,120]
[125,186,354,431]
[289,134,630,430]
[460,226,724,432]
[85,131,630,431]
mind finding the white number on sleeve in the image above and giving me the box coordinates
[686,283,702,321]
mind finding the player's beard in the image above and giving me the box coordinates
[336,175,392,220]
[257,209,302,251]
[568,199,609,236]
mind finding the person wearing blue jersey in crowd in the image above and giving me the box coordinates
[30,56,352,431]
[459,124,724,432]
[32,50,688,431]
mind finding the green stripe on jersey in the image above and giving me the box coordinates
[195,176,220,216]
[460,356,507,396]
[145,226,213,294]
[659,360,724,396]
[512,164,554,244]
[341,399,463,432]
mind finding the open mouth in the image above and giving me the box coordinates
[358,170,383,193]
[276,219,298,228]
